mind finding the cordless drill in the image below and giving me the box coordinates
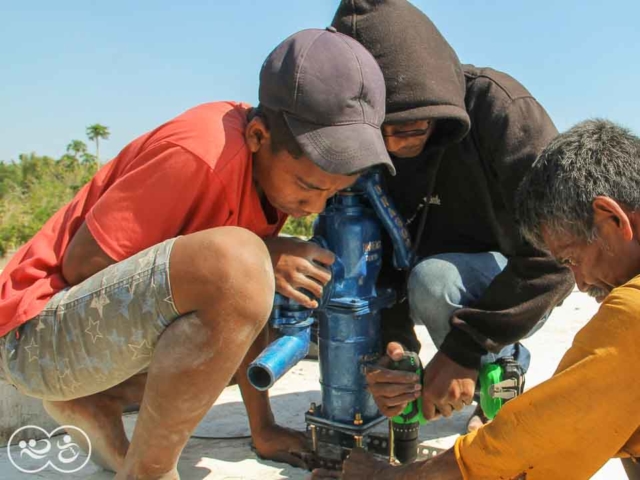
[390,351,427,464]
[478,356,525,419]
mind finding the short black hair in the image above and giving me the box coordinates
[252,105,304,159]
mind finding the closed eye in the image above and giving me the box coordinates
[296,177,329,191]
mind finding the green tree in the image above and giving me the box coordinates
[0,151,99,256]
[81,152,99,168]
[86,124,110,162]
[66,139,88,159]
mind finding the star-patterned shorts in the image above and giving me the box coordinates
[0,238,181,401]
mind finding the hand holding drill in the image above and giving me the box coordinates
[366,343,476,420]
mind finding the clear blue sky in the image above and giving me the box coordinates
[1,0,638,162]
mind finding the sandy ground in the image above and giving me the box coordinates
[0,289,629,479]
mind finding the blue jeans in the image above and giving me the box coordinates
[407,252,545,372]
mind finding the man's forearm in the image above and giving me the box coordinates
[338,446,463,479]
[398,449,463,480]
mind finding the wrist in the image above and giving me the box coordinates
[376,463,415,480]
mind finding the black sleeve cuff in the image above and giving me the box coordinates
[380,300,422,354]
[439,328,488,370]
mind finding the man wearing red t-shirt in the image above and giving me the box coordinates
[0,28,394,479]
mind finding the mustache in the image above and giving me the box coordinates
[586,286,609,299]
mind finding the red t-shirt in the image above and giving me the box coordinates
[0,102,286,337]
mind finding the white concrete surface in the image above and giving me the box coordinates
[0,260,58,446]
[0,289,628,479]
[0,384,58,446]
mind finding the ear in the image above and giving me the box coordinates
[245,116,271,153]
[592,196,633,241]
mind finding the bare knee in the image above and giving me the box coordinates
[170,227,275,325]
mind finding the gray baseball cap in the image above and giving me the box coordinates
[259,27,395,176]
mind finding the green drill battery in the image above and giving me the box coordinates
[479,357,525,420]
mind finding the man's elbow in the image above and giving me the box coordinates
[61,253,84,286]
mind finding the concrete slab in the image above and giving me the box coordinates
[0,290,627,479]
[0,384,58,445]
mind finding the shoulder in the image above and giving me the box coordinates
[573,277,640,353]
[601,276,640,322]
[144,101,251,171]
[463,65,546,123]
[463,65,535,106]
[462,65,556,141]
[553,278,640,377]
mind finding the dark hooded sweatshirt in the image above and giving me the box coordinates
[332,0,575,370]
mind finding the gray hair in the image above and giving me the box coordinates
[515,119,640,250]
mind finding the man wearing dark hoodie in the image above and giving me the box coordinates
[330,0,574,430]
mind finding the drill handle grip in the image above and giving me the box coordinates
[389,351,428,425]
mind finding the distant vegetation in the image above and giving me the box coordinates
[282,215,315,239]
[86,124,110,163]
[0,150,99,256]
[0,125,313,256]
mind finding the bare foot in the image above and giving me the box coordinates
[114,466,180,480]
[44,394,129,472]
[253,424,311,469]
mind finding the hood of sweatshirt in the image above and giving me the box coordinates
[332,0,471,147]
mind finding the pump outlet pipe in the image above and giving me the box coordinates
[247,317,313,391]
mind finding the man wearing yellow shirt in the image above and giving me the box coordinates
[313,119,640,479]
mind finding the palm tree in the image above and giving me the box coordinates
[86,124,110,163]
[66,140,88,159]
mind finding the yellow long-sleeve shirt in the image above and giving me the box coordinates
[454,275,640,479]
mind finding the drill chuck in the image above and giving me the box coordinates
[390,351,426,464]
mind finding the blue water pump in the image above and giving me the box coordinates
[247,169,414,468]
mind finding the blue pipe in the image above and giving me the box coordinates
[247,321,312,391]
[247,245,332,392]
